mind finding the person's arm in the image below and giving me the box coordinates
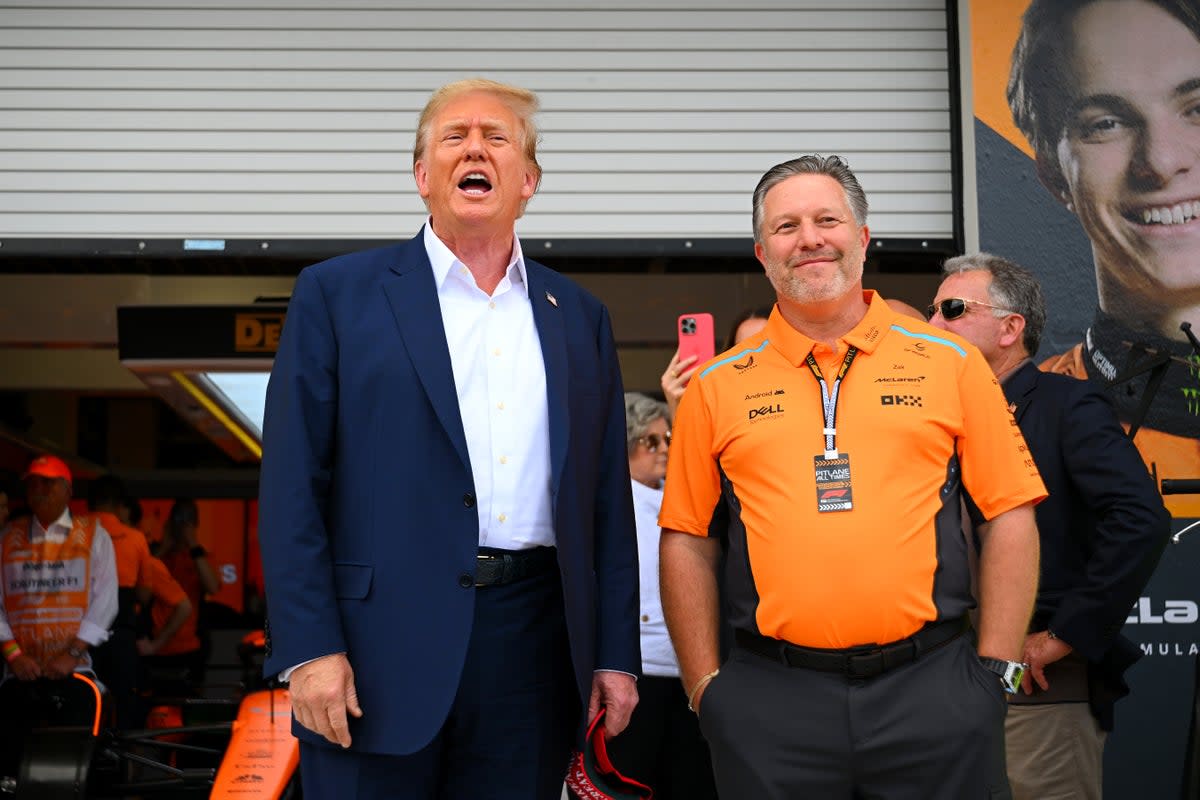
[660,350,699,421]
[258,266,359,746]
[660,530,722,712]
[138,596,192,657]
[79,521,119,645]
[185,528,221,596]
[1,595,40,680]
[975,502,1039,663]
[588,303,640,737]
[0,559,38,678]
[1024,384,1170,691]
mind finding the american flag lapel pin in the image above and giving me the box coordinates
[546,290,558,307]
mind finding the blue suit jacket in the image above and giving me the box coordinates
[1002,361,1169,728]
[258,231,640,754]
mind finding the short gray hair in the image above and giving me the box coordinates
[752,154,868,243]
[625,392,668,453]
[942,252,1046,356]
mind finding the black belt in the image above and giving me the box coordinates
[474,546,558,587]
[735,617,968,679]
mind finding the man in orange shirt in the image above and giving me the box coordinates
[660,155,1046,798]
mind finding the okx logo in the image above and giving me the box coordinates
[881,394,923,407]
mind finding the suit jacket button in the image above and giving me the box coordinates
[463,492,476,508]
[458,573,474,588]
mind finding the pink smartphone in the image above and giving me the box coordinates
[677,313,716,370]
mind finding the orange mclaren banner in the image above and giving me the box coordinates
[970,0,1033,158]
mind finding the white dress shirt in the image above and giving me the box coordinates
[631,478,680,677]
[0,508,119,676]
[424,223,555,549]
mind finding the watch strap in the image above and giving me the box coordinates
[978,656,1026,694]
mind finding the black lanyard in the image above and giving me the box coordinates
[804,346,858,459]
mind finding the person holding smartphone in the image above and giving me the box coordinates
[662,307,772,419]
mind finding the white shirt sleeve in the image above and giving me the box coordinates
[77,521,118,646]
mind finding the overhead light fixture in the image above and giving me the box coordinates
[118,303,285,463]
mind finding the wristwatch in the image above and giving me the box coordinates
[979,657,1027,694]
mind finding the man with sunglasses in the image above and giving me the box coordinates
[929,252,1169,800]
[660,155,1047,798]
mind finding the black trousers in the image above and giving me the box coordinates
[92,627,141,729]
[699,635,1010,799]
[605,674,718,800]
[299,566,579,800]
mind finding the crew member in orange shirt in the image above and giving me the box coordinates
[137,556,192,660]
[148,499,218,689]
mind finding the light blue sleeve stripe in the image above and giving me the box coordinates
[699,339,771,379]
[889,325,967,357]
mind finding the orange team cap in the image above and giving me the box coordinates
[23,454,72,486]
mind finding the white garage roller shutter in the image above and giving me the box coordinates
[0,0,956,248]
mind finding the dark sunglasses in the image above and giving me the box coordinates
[926,297,1015,321]
[637,432,672,453]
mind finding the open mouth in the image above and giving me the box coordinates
[458,172,492,195]
[1130,199,1200,226]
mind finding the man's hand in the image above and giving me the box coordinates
[44,651,79,680]
[588,671,638,737]
[8,652,41,681]
[289,653,363,748]
[1020,630,1073,695]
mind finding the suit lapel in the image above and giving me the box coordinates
[1003,360,1040,425]
[381,236,471,470]
[526,263,569,494]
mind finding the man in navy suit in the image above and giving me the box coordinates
[258,78,640,799]
[930,252,1169,800]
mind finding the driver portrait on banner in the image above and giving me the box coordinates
[985,0,1200,519]
[969,1,1200,797]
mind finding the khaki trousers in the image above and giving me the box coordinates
[1006,702,1106,800]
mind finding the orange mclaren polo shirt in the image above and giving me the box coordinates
[144,555,198,655]
[660,291,1046,650]
[93,510,152,589]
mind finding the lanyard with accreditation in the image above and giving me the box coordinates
[805,345,858,513]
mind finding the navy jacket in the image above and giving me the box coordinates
[258,231,639,754]
[1004,361,1169,729]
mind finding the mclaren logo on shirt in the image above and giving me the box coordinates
[874,376,926,384]
[881,394,923,407]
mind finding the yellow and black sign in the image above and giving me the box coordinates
[118,303,288,360]
[235,312,285,354]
